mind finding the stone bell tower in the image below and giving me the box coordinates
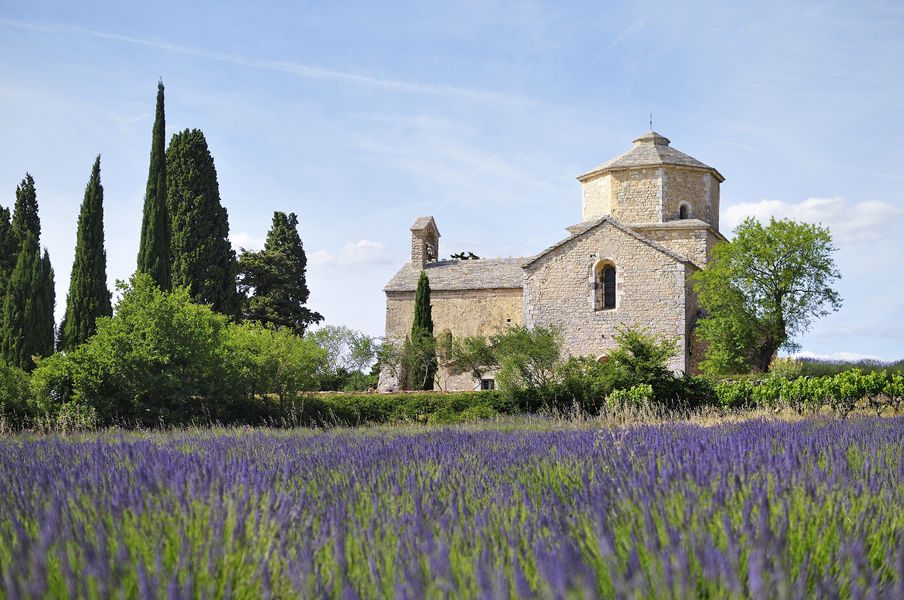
[410,216,440,269]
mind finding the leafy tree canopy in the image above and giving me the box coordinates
[237,212,322,335]
[691,217,842,375]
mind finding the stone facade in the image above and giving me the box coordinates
[381,131,726,391]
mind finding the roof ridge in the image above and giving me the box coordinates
[522,216,692,268]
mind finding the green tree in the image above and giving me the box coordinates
[60,156,112,350]
[137,80,171,290]
[2,175,55,370]
[167,128,239,314]
[0,206,15,333]
[11,173,39,247]
[237,212,322,334]
[1,234,41,370]
[35,249,55,358]
[692,217,842,374]
[410,271,436,389]
[304,325,377,389]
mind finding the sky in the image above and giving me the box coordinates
[0,0,902,361]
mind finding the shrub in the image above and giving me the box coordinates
[0,360,31,427]
[606,384,654,410]
[714,379,754,410]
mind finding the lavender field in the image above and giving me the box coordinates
[2,418,903,598]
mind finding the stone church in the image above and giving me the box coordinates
[381,131,726,391]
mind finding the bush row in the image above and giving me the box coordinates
[714,369,904,417]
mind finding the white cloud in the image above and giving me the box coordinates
[790,350,887,362]
[230,232,265,251]
[308,240,394,268]
[722,196,904,243]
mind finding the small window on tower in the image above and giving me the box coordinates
[679,204,690,219]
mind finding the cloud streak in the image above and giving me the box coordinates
[722,196,904,243]
[0,17,527,104]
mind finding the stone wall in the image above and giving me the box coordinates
[524,221,689,372]
[385,288,524,342]
[610,168,663,223]
[632,224,722,269]
[580,173,611,222]
[662,168,709,224]
[382,287,524,391]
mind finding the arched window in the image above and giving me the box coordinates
[678,204,690,219]
[594,262,616,310]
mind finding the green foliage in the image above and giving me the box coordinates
[33,274,233,425]
[304,325,377,390]
[608,326,681,403]
[166,128,239,315]
[692,217,842,374]
[0,206,15,331]
[606,384,654,410]
[11,173,40,246]
[237,212,322,334]
[32,274,327,427]
[714,379,754,409]
[300,390,510,426]
[439,334,496,383]
[60,155,112,350]
[410,271,436,390]
[1,233,50,370]
[137,80,172,291]
[223,321,326,413]
[2,175,55,371]
[493,325,562,395]
[0,360,30,425]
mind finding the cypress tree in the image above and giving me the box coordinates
[1,233,40,369]
[2,175,54,370]
[137,80,171,290]
[237,211,323,335]
[0,206,14,333]
[35,249,55,357]
[167,128,239,314]
[60,156,112,350]
[410,271,436,390]
[11,174,39,247]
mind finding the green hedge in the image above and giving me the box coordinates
[295,391,517,426]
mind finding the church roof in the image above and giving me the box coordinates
[577,131,725,182]
[522,216,693,269]
[384,257,525,292]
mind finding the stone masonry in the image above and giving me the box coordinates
[381,131,725,391]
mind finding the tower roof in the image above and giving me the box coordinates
[577,131,724,182]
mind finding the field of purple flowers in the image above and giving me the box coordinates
[1,417,903,598]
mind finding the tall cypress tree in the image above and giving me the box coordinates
[167,128,239,314]
[11,174,39,247]
[137,80,171,290]
[1,233,40,370]
[2,175,53,370]
[410,271,436,390]
[35,249,55,358]
[60,156,112,350]
[237,211,323,335]
[0,206,14,335]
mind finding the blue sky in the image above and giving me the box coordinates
[1,1,902,360]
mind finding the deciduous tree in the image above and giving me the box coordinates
[692,217,842,374]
